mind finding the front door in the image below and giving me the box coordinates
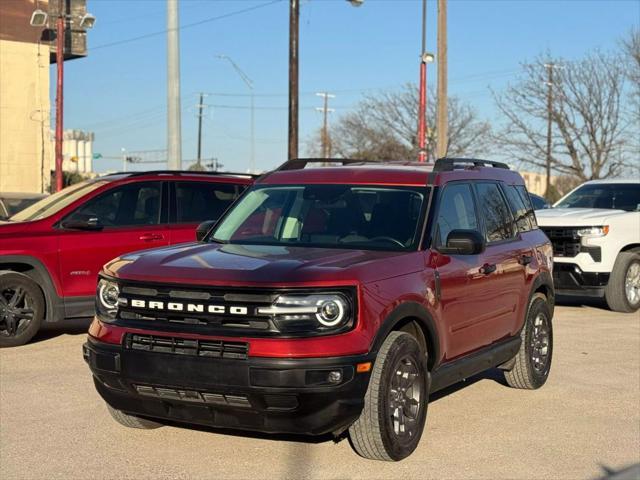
[58,181,169,316]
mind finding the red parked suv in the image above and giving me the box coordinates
[84,159,554,461]
[0,171,254,347]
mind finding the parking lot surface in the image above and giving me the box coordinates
[1,304,638,480]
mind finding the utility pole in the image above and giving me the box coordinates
[315,92,335,158]
[288,0,299,161]
[436,0,448,159]
[196,92,206,168]
[167,0,182,170]
[54,0,65,191]
[544,63,562,200]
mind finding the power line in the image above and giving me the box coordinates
[92,0,283,51]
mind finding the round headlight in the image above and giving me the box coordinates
[98,280,119,310]
[316,298,345,327]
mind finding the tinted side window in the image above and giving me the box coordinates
[175,182,245,224]
[435,183,479,247]
[515,185,538,229]
[66,182,162,227]
[476,182,515,242]
[503,185,532,233]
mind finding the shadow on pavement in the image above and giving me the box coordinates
[30,317,92,344]
[556,294,609,310]
[595,463,640,480]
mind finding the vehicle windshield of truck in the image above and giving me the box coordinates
[554,183,640,212]
[10,180,108,222]
[211,184,428,251]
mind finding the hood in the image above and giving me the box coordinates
[0,220,32,234]
[535,208,628,226]
[105,242,422,287]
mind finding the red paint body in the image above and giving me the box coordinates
[88,164,553,367]
[0,172,253,320]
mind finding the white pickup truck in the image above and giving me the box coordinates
[536,179,640,313]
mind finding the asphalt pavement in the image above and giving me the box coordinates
[1,304,638,480]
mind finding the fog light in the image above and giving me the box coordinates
[328,370,342,384]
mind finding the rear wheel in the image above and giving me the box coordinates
[0,272,44,348]
[348,331,428,461]
[505,293,553,390]
[605,252,640,313]
[106,404,163,429]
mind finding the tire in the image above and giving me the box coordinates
[348,331,428,461]
[605,252,640,313]
[106,404,163,429]
[505,293,553,390]
[0,271,45,348]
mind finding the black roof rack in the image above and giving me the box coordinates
[102,170,258,179]
[275,158,376,171]
[432,158,510,172]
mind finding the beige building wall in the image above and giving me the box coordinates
[521,171,558,196]
[0,38,51,193]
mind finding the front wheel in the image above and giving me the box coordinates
[0,271,45,348]
[605,252,640,313]
[348,331,428,461]
[505,293,553,390]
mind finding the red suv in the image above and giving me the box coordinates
[84,159,554,461]
[0,171,254,347]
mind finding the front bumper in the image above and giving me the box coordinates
[552,263,610,297]
[83,336,373,436]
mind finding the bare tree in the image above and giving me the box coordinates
[321,84,491,161]
[622,28,640,131]
[493,52,632,181]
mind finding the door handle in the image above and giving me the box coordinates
[139,233,164,241]
[519,254,533,266]
[479,263,497,275]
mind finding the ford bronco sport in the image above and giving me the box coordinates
[84,158,554,461]
[0,171,253,347]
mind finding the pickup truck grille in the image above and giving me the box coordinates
[126,334,248,359]
[541,227,581,257]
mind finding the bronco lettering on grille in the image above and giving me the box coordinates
[128,299,249,315]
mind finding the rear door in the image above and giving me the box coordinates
[168,181,247,244]
[472,181,528,343]
[57,181,169,308]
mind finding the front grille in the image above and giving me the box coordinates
[126,334,248,360]
[541,227,581,257]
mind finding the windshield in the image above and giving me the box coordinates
[211,185,428,251]
[555,183,640,212]
[10,181,108,222]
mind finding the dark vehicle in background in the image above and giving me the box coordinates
[529,193,550,210]
[0,192,48,220]
[0,171,254,347]
[84,158,554,461]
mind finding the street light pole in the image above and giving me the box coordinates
[436,0,448,159]
[417,0,428,163]
[54,0,65,192]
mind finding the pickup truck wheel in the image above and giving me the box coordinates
[505,293,553,390]
[348,331,428,461]
[0,272,44,348]
[605,252,640,313]
[106,404,162,429]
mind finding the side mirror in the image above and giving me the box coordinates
[61,215,103,231]
[196,219,217,242]
[439,229,485,255]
